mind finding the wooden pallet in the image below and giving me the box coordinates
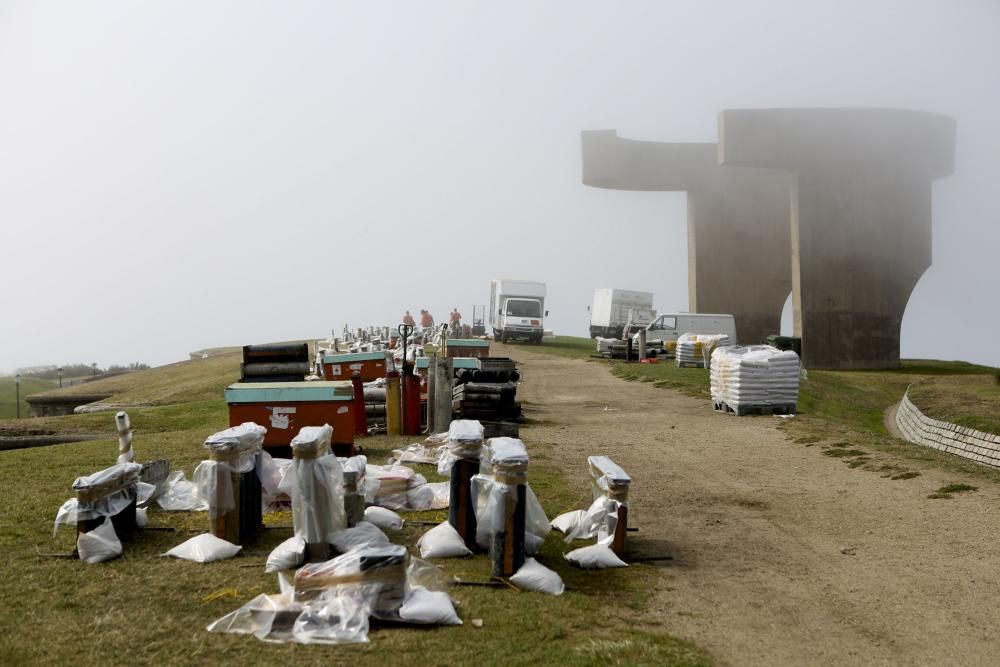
[676,361,705,369]
[713,400,797,416]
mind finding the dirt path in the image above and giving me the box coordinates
[503,345,1000,667]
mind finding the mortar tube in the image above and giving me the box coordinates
[386,371,401,435]
[403,374,422,435]
[351,373,368,437]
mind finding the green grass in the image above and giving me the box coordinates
[0,349,712,666]
[908,374,1000,435]
[536,336,600,360]
[0,376,56,420]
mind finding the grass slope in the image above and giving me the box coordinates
[25,350,243,406]
[0,376,56,419]
[0,346,712,667]
[907,373,1000,435]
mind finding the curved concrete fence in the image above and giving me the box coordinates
[896,388,1000,468]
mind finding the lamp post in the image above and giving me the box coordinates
[57,367,63,388]
[15,373,21,419]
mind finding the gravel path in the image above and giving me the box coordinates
[506,345,1000,666]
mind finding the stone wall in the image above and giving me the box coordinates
[895,388,1000,468]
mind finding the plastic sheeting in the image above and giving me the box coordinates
[72,462,142,523]
[157,471,209,512]
[281,425,345,545]
[77,517,122,564]
[206,590,368,645]
[564,496,620,545]
[193,423,267,522]
[438,420,485,475]
[471,474,550,555]
[294,545,409,621]
[208,551,461,644]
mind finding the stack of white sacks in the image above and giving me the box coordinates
[710,345,800,409]
[676,333,732,368]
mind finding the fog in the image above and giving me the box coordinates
[1,1,998,372]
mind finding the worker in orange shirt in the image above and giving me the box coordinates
[449,308,462,335]
[402,310,416,327]
[419,309,434,329]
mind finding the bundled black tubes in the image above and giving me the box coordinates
[242,343,309,363]
[241,361,310,377]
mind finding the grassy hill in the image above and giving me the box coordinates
[0,376,56,419]
[0,340,712,667]
[23,349,243,408]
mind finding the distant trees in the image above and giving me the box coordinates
[12,363,149,379]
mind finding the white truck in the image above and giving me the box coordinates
[588,288,656,339]
[489,279,547,344]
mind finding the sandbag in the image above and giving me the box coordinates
[77,517,122,564]
[564,544,627,569]
[364,507,403,531]
[509,557,565,595]
[165,533,242,563]
[417,522,471,559]
[265,536,306,573]
[330,522,389,553]
[398,586,462,625]
[551,509,587,535]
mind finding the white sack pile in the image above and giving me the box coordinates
[710,344,800,409]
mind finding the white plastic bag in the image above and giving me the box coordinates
[157,471,209,511]
[164,533,242,563]
[564,544,627,569]
[398,586,462,625]
[364,507,403,531]
[265,536,306,573]
[406,484,435,511]
[509,557,565,595]
[136,507,148,528]
[53,498,78,536]
[77,517,122,564]
[417,522,472,559]
[330,522,389,553]
[551,509,587,535]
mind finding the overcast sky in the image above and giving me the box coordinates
[2,1,998,372]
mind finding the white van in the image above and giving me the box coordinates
[637,313,737,345]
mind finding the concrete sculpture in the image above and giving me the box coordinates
[581,130,792,346]
[719,108,956,369]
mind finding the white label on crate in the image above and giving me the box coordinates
[337,406,349,414]
[331,365,342,376]
[349,363,363,370]
[269,406,296,429]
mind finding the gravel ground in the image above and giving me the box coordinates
[505,344,1000,667]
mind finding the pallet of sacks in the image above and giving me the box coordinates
[676,333,731,368]
[710,345,799,415]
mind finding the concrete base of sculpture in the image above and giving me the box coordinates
[720,108,955,369]
[582,131,791,345]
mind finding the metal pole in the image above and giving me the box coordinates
[57,367,63,388]
[15,374,21,419]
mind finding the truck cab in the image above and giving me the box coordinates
[489,279,547,344]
